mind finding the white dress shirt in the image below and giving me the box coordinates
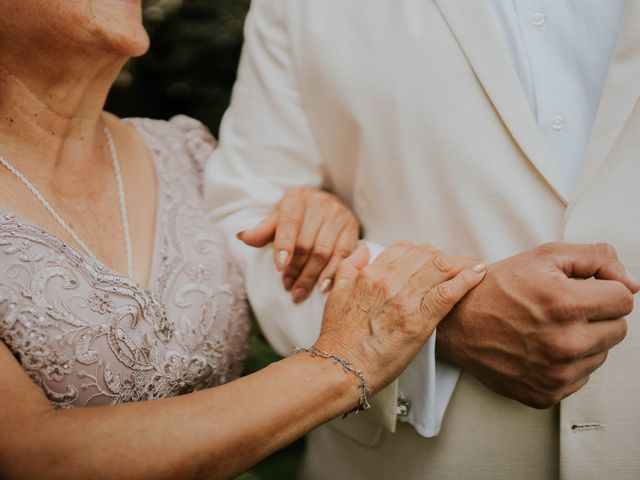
[490,0,625,192]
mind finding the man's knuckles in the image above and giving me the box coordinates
[538,332,585,363]
[619,291,635,316]
[525,390,567,410]
[537,365,579,391]
[542,297,585,323]
[593,242,620,261]
[533,241,566,258]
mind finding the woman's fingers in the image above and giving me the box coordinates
[419,262,487,327]
[240,187,364,300]
[408,252,479,294]
[318,243,485,395]
[334,243,370,288]
[317,220,360,293]
[281,209,324,291]
[272,188,305,271]
[290,217,355,303]
[236,211,279,248]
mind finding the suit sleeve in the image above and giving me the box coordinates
[204,0,458,437]
[204,0,327,355]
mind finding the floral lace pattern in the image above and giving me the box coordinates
[0,116,249,408]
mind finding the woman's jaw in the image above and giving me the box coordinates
[0,0,150,171]
[0,1,149,60]
[86,0,150,58]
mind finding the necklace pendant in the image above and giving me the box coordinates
[146,290,173,343]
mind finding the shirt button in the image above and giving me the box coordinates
[551,115,566,131]
[531,12,546,27]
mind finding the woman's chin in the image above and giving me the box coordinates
[92,25,150,59]
[88,2,149,57]
[115,29,150,58]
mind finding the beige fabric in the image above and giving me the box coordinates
[298,0,640,477]
[208,0,640,477]
[304,375,560,480]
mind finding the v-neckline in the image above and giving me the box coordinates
[0,119,164,294]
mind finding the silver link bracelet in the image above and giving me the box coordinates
[295,346,371,418]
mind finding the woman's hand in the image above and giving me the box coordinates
[238,187,360,303]
[315,242,487,395]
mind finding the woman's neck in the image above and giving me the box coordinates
[0,50,126,185]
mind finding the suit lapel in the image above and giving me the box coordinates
[571,0,640,204]
[433,0,569,204]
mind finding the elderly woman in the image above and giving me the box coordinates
[0,1,487,479]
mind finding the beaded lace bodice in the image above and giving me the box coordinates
[0,116,249,408]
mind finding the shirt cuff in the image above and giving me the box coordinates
[365,239,462,436]
[398,336,462,437]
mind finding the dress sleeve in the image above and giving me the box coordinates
[130,115,218,195]
[167,115,218,177]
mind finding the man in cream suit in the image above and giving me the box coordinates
[206,0,640,478]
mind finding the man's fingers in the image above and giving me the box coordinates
[273,189,306,272]
[580,318,628,357]
[237,212,278,248]
[556,376,591,405]
[546,318,627,365]
[554,243,640,293]
[334,243,370,288]
[565,278,635,321]
[568,352,608,384]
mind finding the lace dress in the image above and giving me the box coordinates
[0,116,250,408]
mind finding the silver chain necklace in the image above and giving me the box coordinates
[0,127,135,278]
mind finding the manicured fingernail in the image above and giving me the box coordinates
[320,278,333,293]
[293,288,307,303]
[474,263,487,273]
[283,276,294,291]
[277,250,289,269]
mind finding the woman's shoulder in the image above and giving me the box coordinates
[125,115,217,175]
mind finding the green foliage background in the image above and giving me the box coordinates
[108,0,248,137]
[107,1,303,478]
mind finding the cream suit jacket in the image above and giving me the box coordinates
[205,0,640,478]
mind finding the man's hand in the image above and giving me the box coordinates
[436,242,640,409]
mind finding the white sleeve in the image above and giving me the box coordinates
[204,0,458,436]
[204,0,326,355]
